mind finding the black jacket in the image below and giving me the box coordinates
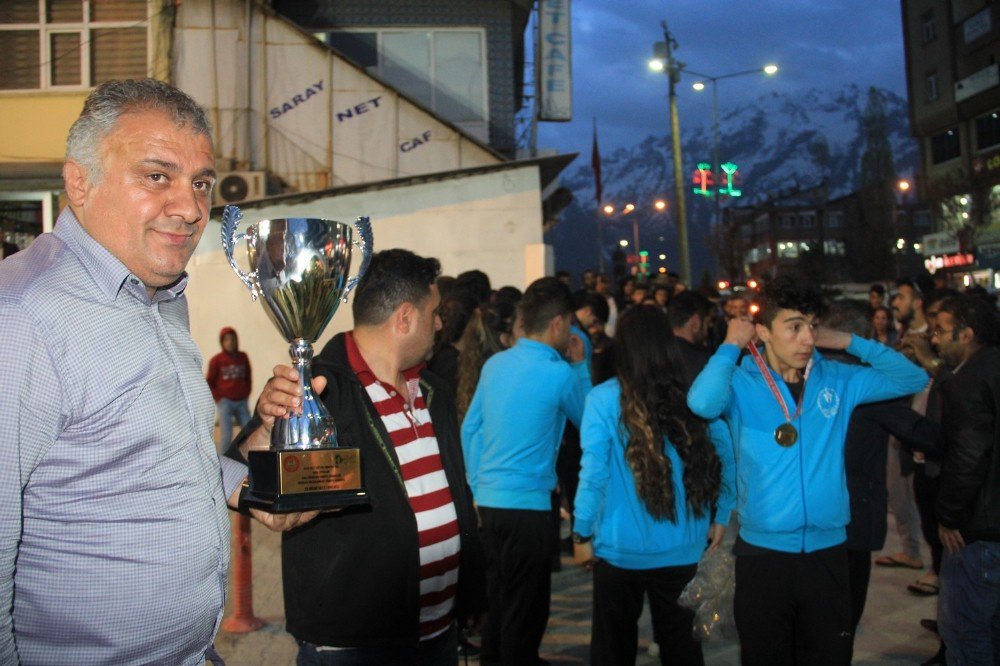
[674,337,711,391]
[844,401,942,551]
[937,345,1000,543]
[228,333,486,648]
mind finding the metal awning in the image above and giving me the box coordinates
[0,162,64,192]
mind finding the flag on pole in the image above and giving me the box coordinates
[591,118,603,206]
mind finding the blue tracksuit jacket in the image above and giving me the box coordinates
[573,379,737,569]
[461,337,591,510]
[687,336,928,553]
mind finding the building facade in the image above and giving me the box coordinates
[724,189,931,284]
[901,0,1000,289]
[271,0,535,156]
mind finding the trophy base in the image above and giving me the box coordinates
[242,488,370,513]
[245,448,370,514]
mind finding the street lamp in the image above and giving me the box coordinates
[649,20,777,286]
[603,201,668,279]
[689,64,779,231]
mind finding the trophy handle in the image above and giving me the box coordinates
[221,205,261,301]
[342,215,373,302]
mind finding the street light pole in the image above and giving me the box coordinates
[660,20,692,286]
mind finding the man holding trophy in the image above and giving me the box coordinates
[229,249,486,664]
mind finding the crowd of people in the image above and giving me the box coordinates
[1,78,998,666]
[254,255,997,665]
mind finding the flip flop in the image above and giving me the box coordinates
[874,554,924,569]
[908,580,940,596]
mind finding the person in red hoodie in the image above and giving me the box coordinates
[206,327,252,449]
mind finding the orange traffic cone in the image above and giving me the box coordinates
[221,513,266,633]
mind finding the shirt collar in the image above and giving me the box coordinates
[53,207,188,305]
[344,331,425,384]
[516,337,563,360]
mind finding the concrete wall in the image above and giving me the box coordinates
[185,163,547,404]
[0,93,88,163]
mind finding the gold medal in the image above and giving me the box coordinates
[774,423,798,447]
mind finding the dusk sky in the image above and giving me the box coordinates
[536,0,910,156]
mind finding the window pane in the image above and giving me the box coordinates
[381,31,432,109]
[328,31,377,69]
[930,128,960,164]
[434,31,485,122]
[0,31,40,89]
[91,27,146,83]
[90,0,146,22]
[51,32,81,85]
[0,0,40,23]
[976,111,1000,151]
[48,0,83,23]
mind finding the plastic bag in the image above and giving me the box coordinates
[677,546,738,642]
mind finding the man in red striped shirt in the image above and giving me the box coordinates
[238,249,485,665]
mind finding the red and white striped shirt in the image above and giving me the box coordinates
[346,333,461,640]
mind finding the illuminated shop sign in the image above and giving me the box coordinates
[924,253,975,273]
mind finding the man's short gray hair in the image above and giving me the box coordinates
[65,78,212,182]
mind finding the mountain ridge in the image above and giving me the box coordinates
[546,83,919,283]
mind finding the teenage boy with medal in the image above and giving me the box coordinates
[687,276,928,665]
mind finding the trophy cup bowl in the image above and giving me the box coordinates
[222,204,373,512]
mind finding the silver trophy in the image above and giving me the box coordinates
[222,204,373,512]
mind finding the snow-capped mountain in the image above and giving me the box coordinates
[547,83,919,284]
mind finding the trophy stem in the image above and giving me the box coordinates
[271,338,338,450]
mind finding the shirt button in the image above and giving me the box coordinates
[130,278,139,285]
[389,390,396,397]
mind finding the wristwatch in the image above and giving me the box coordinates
[571,531,593,544]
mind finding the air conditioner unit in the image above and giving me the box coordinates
[214,171,266,205]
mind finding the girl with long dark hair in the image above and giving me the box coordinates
[572,305,735,665]
[455,299,517,423]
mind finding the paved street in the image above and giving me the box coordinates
[214,513,941,664]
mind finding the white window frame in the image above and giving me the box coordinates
[0,1,152,92]
[0,191,57,239]
[331,26,490,129]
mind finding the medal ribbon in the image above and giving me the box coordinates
[746,343,812,424]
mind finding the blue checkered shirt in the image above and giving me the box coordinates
[0,209,248,664]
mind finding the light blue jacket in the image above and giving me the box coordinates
[687,336,928,553]
[574,379,737,569]
[462,338,591,510]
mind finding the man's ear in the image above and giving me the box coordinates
[63,160,90,208]
[549,312,569,337]
[959,325,976,346]
[755,321,771,343]
[394,302,416,334]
